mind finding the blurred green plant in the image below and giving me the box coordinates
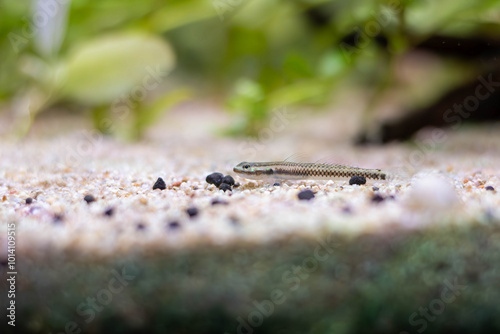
[0,0,499,138]
[57,32,185,140]
[1,0,190,139]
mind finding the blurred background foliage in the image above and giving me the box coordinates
[0,0,499,139]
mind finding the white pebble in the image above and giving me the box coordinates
[405,175,459,211]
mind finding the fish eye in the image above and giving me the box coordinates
[243,164,250,169]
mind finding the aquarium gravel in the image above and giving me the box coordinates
[349,175,367,185]
[0,109,499,257]
[1,109,500,334]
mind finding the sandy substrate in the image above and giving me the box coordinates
[1,104,499,257]
[1,104,500,333]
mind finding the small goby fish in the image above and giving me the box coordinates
[233,161,387,181]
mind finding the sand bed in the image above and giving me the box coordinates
[1,107,500,333]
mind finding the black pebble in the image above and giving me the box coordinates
[222,175,235,186]
[168,221,181,230]
[371,194,385,203]
[219,183,232,192]
[233,182,240,188]
[273,182,281,186]
[186,207,199,218]
[211,198,228,206]
[342,206,352,214]
[84,194,96,204]
[104,207,114,217]
[53,214,64,224]
[25,197,33,205]
[153,177,166,190]
[206,172,224,187]
[229,217,240,226]
[485,186,495,191]
[349,175,366,185]
[298,189,315,200]
[136,223,146,230]
[372,186,379,191]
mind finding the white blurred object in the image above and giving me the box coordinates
[32,0,70,58]
[405,175,459,212]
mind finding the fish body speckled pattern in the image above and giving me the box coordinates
[233,161,387,181]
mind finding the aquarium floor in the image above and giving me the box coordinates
[1,106,500,334]
[1,106,499,257]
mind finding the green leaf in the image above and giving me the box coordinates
[283,53,314,80]
[149,0,217,32]
[226,78,265,114]
[269,79,331,108]
[318,50,348,78]
[58,33,175,105]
